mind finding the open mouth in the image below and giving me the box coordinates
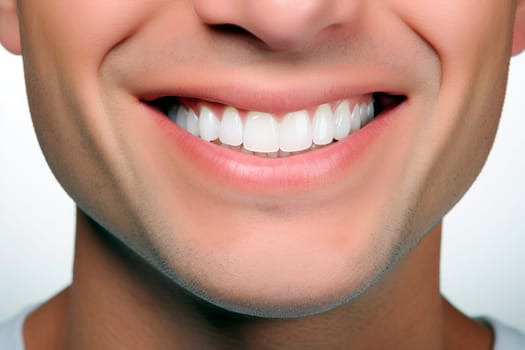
[147,93,405,158]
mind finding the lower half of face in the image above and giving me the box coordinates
[18,0,515,317]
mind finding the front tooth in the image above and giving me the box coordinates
[219,106,243,146]
[350,104,361,133]
[199,105,220,141]
[280,110,312,152]
[186,108,200,136]
[243,112,279,152]
[313,104,335,145]
[334,101,351,141]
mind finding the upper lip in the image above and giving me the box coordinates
[133,68,409,114]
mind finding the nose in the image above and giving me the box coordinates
[192,0,357,51]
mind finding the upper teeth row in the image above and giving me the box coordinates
[167,99,375,154]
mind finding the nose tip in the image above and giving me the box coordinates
[193,0,353,51]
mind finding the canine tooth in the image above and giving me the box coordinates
[219,106,243,146]
[199,105,220,141]
[313,103,336,145]
[350,104,361,133]
[280,110,312,152]
[185,108,200,136]
[334,101,351,141]
[244,112,279,152]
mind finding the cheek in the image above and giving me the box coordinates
[16,1,167,235]
[386,0,514,225]
[19,0,160,68]
[17,0,166,118]
[409,58,510,238]
[391,0,514,57]
[17,0,159,153]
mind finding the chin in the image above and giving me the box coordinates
[145,219,405,319]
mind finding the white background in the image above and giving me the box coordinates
[1,49,524,332]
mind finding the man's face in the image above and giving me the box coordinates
[10,0,519,316]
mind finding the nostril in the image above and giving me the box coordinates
[212,23,251,36]
[193,0,353,53]
[210,23,266,47]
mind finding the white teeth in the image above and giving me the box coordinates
[241,146,254,155]
[199,105,220,141]
[367,102,375,123]
[312,104,335,145]
[333,101,351,141]
[219,106,243,146]
[169,98,376,157]
[280,110,313,152]
[359,103,369,125]
[169,105,186,129]
[350,104,361,133]
[185,108,200,136]
[243,112,280,153]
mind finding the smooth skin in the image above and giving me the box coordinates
[1,0,525,349]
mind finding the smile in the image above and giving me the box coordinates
[151,93,401,158]
[142,89,405,190]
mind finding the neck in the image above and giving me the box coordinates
[27,208,492,350]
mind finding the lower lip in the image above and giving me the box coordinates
[143,102,402,193]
